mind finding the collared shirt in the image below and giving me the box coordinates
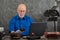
[8,15,34,36]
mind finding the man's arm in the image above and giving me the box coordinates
[30,17,34,23]
[8,18,15,33]
[20,17,34,35]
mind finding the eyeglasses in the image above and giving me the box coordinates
[19,10,26,12]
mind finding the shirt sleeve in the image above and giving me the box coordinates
[8,18,15,32]
[30,17,34,23]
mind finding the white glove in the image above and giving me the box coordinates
[11,31,15,33]
[15,30,21,33]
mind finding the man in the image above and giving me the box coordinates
[8,4,34,36]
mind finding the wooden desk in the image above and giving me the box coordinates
[44,32,60,38]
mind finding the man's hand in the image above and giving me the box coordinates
[15,30,22,33]
[20,28,25,31]
[10,30,22,39]
[11,31,15,33]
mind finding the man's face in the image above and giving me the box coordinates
[17,4,26,18]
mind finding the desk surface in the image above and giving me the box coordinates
[2,35,60,40]
[2,35,47,40]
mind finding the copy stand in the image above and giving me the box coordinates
[44,9,59,32]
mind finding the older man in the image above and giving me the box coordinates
[8,4,34,36]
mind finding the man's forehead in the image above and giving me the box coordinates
[19,4,26,6]
[17,4,26,9]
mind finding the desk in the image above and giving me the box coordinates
[2,35,47,40]
[44,32,60,38]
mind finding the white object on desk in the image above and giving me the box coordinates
[0,27,4,32]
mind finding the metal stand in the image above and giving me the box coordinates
[48,17,58,32]
[54,21,57,32]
